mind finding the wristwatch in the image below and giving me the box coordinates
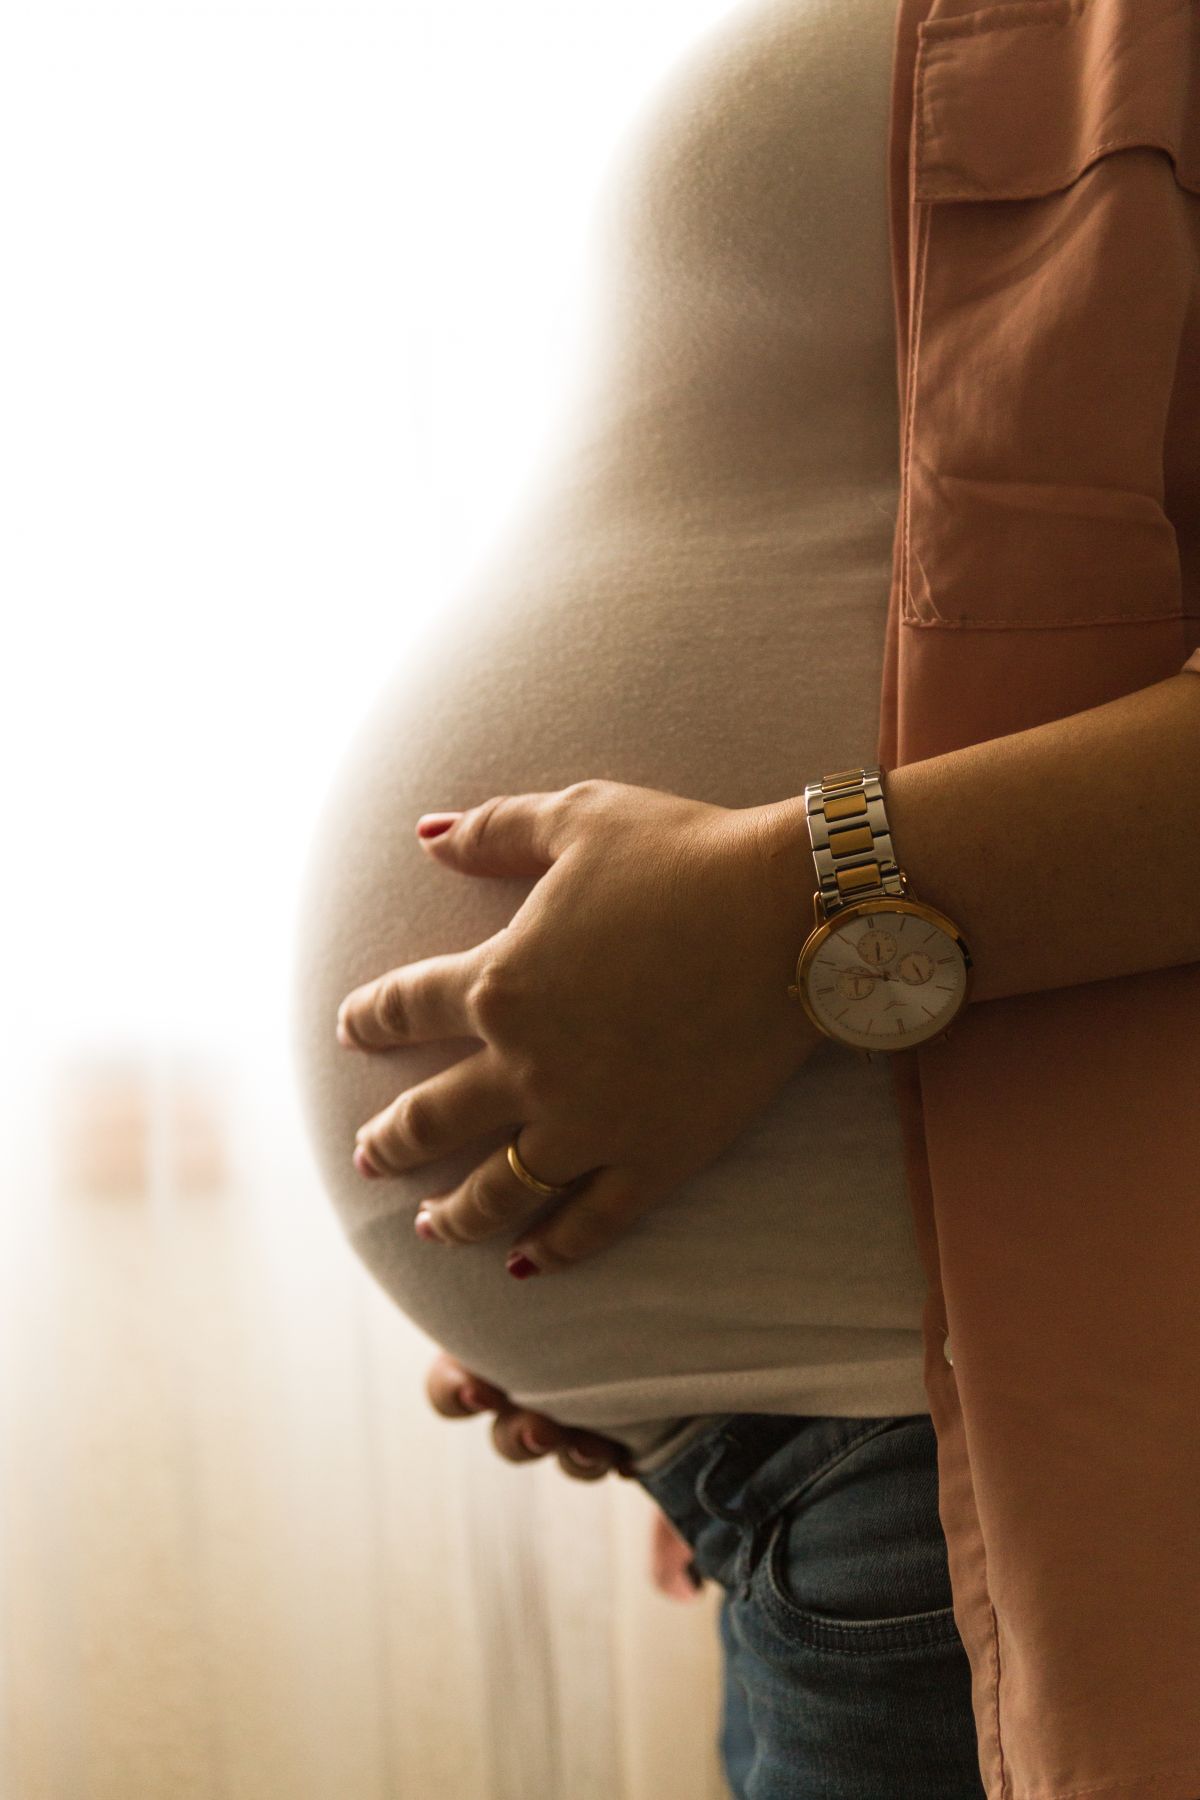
[788,765,972,1056]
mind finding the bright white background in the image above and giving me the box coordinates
[1,0,737,1068]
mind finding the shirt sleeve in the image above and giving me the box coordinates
[1184,647,1200,676]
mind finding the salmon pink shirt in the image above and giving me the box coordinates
[882,2,1200,1795]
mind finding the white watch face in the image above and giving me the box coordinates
[802,904,968,1051]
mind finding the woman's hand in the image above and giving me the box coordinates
[425,1349,634,1480]
[337,780,823,1274]
[426,1352,705,1601]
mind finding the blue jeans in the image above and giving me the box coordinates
[631,1412,987,1799]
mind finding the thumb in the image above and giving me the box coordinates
[416,787,582,877]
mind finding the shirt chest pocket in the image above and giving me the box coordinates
[903,0,1200,633]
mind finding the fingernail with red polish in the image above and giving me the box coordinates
[506,1251,541,1280]
[353,1144,381,1178]
[416,813,461,839]
[414,1208,439,1242]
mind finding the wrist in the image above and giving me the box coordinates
[755,791,818,917]
[723,794,828,1065]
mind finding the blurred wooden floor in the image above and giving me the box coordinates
[0,1055,731,1800]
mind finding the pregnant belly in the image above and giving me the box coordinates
[289,486,924,1435]
[289,0,926,1430]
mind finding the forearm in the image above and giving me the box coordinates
[770,670,1200,1008]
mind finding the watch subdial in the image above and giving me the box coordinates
[897,950,935,986]
[835,967,878,1003]
[856,928,898,968]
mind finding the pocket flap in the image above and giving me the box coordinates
[914,0,1200,202]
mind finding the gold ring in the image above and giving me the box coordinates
[507,1135,573,1198]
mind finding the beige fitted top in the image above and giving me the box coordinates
[291,0,931,1466]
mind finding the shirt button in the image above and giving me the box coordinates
[943,1336,954,1367]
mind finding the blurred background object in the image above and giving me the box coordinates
[0,0,738,1792]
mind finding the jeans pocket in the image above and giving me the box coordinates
[751,1416,965,1656]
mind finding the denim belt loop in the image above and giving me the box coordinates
[693,1431,748,1524]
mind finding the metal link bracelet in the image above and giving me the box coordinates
[802,764,908,916]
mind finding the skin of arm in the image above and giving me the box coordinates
[762,669,1200,1009]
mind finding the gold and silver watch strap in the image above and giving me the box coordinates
[803,765,906,917]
